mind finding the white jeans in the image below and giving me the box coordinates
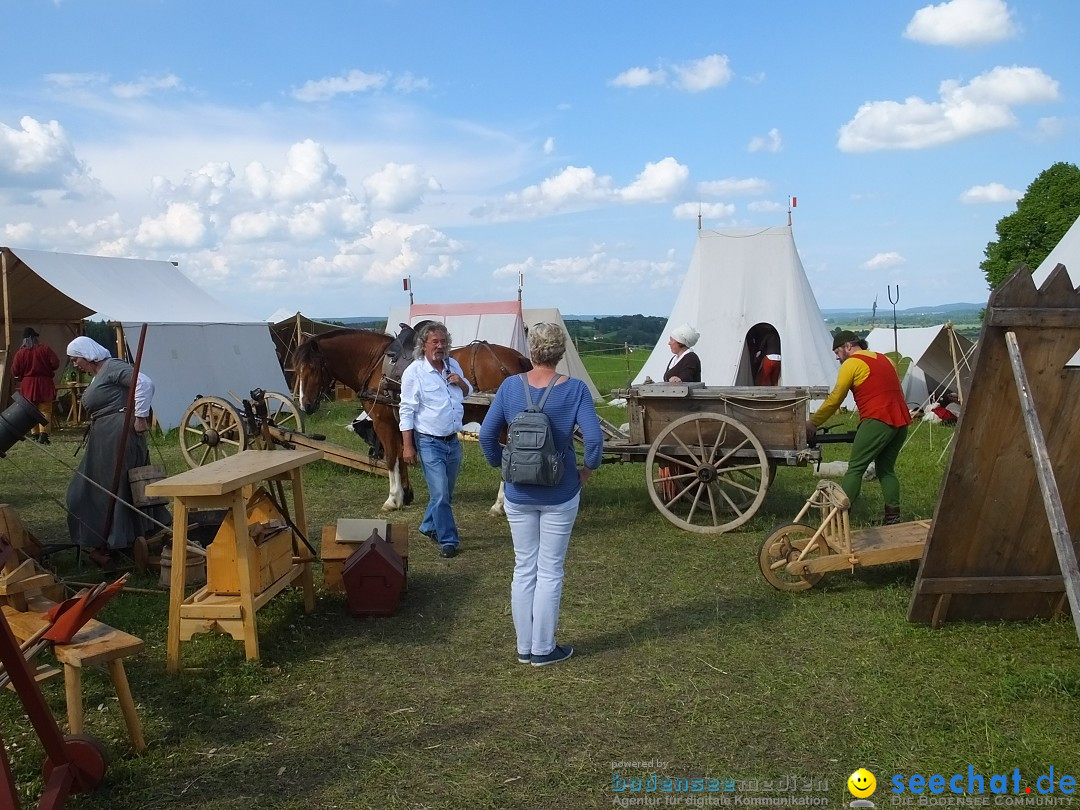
[504,493,581,658]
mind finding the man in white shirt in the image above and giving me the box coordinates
[399,322,472,558]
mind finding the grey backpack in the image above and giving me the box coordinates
[502,374,564,486]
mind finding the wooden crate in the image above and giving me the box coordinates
[321,521,408,593]
[207,488,296,595]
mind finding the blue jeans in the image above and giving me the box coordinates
[416,433,462,547]
[504,493,580,657]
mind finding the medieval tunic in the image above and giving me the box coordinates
[11,342,60,404]
[66,358,166,550]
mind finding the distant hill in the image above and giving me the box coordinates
[821,302,981,317]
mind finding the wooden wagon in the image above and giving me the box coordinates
[605,383,829,533]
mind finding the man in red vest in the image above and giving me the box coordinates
[806,330,912,525]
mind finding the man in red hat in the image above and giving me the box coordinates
[806,330,911,524]
[10,326,59,444]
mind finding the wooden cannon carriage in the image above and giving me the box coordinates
[177,390,388,475]
[605,383,829,533]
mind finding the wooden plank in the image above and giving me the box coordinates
[986,307,1080,328]
[909,265,1080,626]
[1005,330,1080,641]
[917,575,1065,595]
[269,428,389,477]
[146,449,323,497]
[178,602,244,620]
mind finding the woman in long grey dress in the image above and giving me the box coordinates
[65,336,166,566]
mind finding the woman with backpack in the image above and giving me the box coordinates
[479,322,604,667]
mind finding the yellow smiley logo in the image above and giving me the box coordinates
[847,768,877,798]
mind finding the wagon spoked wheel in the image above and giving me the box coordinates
[758,523,826,591]
[179,396,247,468]
[645,412,769,534]
[262,391,304,433]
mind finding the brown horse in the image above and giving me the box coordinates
[294,327,531,512]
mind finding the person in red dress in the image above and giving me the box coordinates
[10,326,59,444]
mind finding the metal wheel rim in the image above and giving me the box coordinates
[758,523,826,591]
[645,412,769,534]
[179,396,247,468]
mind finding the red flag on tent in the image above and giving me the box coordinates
[792,196,797,207]
[402,278,410,291]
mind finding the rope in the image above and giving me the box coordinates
[7,442,173,548]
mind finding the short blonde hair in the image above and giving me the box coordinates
[527,322,567,367]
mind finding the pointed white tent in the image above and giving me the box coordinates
[522,307,601,401]
[634,226,836,389]
[385,301,601,400]
[865,324,975,407]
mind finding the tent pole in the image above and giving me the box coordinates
[0,250,10,394]
[100,324,148,548]
[946,321,962,404]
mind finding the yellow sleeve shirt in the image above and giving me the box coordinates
[811,355,871,426]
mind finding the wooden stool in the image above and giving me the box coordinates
[1,604,147,753]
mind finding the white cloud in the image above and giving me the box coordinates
[478,157,688,220]
[393,73,432,93]
[291,69,389,102]
[673,55,733,92]
[960,182,1022,203]
[748,200,784,213]
[134,201,209,249]
[0,115,104,201]
[698,177,770,196]
[344,219,464,284]
[494,248,678,287]
[543,137,555,155]
[44,72,109,90]
[111,73,183,99]
[244,139,350,202]
[862,252,906,271]
[610,66,667,88]
[673,202,735,220]
[363,162,442,212]
[748,128,783,153]
[837,65,1060,152]
[904,0,1018,47]
[1034,117,1063,141]
[618,157,688,202]
[610,54,732,92]
[3,222,34,242]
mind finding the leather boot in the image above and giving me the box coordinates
[39,433,50,445]
[883,505,901,525]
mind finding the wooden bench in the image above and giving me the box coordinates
[1,602,146,753]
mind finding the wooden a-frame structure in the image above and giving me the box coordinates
[909,264,1080,640]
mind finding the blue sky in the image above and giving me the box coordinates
[1,0,1076,319]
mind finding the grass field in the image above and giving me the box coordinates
[1,352,1077,809]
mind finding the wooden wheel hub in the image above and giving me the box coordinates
[695,464,718,484]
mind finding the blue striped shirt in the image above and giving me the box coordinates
[479,374,604,505]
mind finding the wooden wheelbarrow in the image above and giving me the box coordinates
[758,480,931,591]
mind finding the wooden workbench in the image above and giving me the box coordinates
[145,449,322,672]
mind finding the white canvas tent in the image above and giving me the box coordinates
[865,324,975,407]
[522,307,601,401]
[0,247,288,431]
[634,226,837,390]
[385,300,601,401]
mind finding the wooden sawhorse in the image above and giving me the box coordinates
[145,449,322,673]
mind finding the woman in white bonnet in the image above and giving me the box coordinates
[663,324,701,383]
[65,335,164,567]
